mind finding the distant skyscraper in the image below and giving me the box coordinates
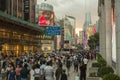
[82,12,92,49]
[83,12,92,30]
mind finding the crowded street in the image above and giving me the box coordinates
[0,51,96,80]
[1,0,120,80]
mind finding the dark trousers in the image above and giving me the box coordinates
[80,75,86,80]
[16,75,21,80]
[74,65,78,72]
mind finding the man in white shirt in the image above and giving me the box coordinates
[44,61,54,80]
[83,57,88,64]
[40,60,46,75]
[83,57,88,69]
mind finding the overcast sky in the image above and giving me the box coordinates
[37,0,98,33]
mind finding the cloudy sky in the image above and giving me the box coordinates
[37,0,98,33]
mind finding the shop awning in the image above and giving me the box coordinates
[0,11,45,32]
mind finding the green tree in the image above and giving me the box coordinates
[88,33,99,50]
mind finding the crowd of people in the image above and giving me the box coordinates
[0,50,96,80]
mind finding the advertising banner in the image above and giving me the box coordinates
[38,10,54,26]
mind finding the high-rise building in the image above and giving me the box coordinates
[0,0,7,12]
[64,15,76,45]
[0,0,36,23]
[83,12,92,30]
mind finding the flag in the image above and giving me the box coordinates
[93,27,96,34]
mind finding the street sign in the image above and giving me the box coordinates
[46,26,61,36]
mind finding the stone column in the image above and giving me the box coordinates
[100,3,106,59]
[104,0,112,66]
[115,0,120,76]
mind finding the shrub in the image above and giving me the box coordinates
[103,73,120,80]
[97,66,114,77]
[89,72,97,77]
[92,62,101,67]
[97,53,107,67]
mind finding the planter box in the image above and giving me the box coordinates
[87,77,102,80]
[89,67,98,73]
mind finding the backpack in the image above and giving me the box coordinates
[20,68,28,78]
[40,68,46,80]
[34,69,40,80]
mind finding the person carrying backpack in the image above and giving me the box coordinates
[40,60,46,80]
[34,64,41,80]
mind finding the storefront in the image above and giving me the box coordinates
[0,11,43,56]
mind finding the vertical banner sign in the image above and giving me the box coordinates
[24,0,30,21]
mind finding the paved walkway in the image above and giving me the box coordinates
[60,60,96,80]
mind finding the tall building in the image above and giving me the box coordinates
[0,0,36,23]
[65,15,76,44]
[98,0,120,76]
[0,0,7,12]
[83,12,92,30]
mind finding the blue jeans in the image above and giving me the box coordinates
[16,75,21,80]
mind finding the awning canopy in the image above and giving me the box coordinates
[0,11,45,33]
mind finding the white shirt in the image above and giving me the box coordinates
[83,58,88,64]
[34,68,40,74]
[40,64,46,75]
[30,69,34,80]
[44,66,54,80]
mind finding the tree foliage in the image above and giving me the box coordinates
[88,32,99,50]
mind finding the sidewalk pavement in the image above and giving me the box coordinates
[61,60,97,80]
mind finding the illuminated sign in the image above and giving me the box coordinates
[38,10,54,26]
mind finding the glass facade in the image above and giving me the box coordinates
[0,27,39,56]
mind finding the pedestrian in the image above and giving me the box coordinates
[61,69,67,80]
[20,64,29,80]
[8,64,16,80]
[33,64,41,80]
[73,59,79,72]
[16,64,22,80]
[30,66,35,80]
[83,56,88,69]
[1,65,6,80]
[79,62,87,80]
[6,63,11,80]
[66,57,71,76]
[44,61,54,80]
[55,64,62,80]
[40,60,46,80]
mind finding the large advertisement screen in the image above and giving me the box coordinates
[38,10,54,26]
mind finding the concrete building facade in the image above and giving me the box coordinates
[98,0,120,76]
[0,0,36,23]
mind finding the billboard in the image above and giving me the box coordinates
[37,10,54,26]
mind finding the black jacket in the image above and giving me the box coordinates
[61,73,67,80]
